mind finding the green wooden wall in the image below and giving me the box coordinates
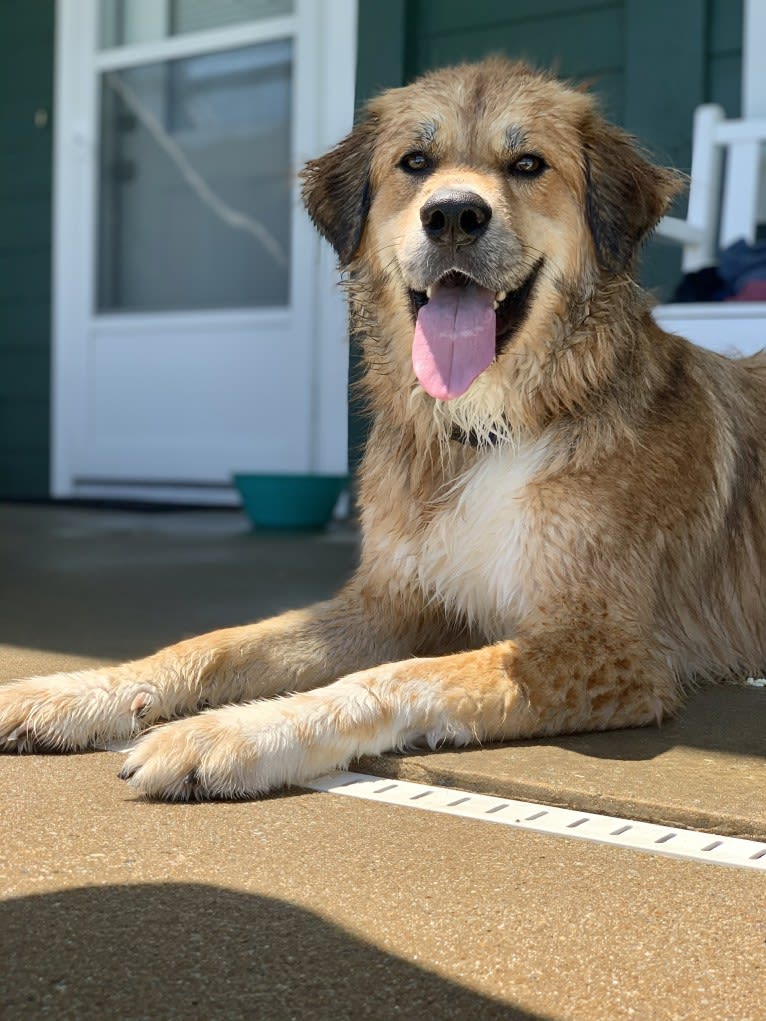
[400,0,742,120]
[0,0,54,499]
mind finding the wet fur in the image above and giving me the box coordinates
[1,59,764,800]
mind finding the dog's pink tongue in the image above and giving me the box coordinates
[412,282,496,400]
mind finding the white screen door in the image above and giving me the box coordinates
[52,0,355,502]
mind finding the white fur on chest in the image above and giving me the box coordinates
[379,439,547,639]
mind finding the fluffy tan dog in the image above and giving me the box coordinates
[2,59,765,799]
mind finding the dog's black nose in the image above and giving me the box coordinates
[419,191,492,246]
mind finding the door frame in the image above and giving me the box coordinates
[51,0,357,503]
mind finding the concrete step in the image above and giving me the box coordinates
[362,684,766,841]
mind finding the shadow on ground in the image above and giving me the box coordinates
[534,684,766,761]
[0,504,359,661]
[1,883,541,1021]
[378,683,766,763]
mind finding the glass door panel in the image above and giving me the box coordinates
[97,38,292,312]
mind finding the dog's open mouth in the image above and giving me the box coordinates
[409,262,542,400]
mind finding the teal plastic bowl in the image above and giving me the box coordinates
[233,473,348,530]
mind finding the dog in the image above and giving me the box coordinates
[2,58,765,800]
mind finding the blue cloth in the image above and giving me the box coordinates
[671,239,766,302]
[718,238,766,290]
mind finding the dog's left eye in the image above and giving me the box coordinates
[509,154,546,176]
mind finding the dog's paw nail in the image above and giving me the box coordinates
[182,769,198,786]
[6,725,32,751]
[130,693,153,718]
[118,764,139,781]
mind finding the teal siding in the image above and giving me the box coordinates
[708,0,743,115]
[356,0,409,103]
[0,0,54,498]
[406,1,625,121]
[402,0,742,118]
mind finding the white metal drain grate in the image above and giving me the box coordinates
[307,771,766,871]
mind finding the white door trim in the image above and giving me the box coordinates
[51,0,357,503]
[94,15,299,71]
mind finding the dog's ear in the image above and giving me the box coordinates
[301,118,377,265]
[583,116,684,274]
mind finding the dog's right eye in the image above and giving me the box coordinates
[400,152,431,173]
[509,154,547,177]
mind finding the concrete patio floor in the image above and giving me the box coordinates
[1,502,765,1020]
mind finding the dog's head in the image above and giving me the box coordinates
[302,59,682,407]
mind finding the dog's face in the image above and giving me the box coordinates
[302,60,681,408]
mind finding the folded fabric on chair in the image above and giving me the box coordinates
[720,239,766,301]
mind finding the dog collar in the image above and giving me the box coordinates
[450,426,500,448]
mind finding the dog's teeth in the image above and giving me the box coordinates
[426,286,433,299]
[493,300,499,310]
[495,290,508,303]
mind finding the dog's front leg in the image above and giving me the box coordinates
[0,591,415,753]
[119,631,681,800]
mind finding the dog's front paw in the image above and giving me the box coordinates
[118,703,291,800]
[0,672,162,752]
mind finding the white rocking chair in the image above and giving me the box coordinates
[653,103,766,356]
